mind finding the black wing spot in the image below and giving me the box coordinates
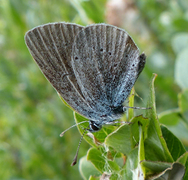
[75,56,79,60]
[108,52,112,55]
[100,48,103,52]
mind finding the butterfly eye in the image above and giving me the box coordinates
[89,121,101,132]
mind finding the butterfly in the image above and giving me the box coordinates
[25,22,146,132]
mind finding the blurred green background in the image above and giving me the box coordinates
[0,0,188,179]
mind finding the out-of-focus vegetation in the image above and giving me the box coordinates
[0,0,188,179]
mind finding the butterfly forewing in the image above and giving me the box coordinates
[25,23,100,119]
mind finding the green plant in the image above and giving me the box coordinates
[73,74,187,180]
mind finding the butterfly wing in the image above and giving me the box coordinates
[72,24,146,113]
[25,23,100,119]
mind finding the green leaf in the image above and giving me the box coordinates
[165,120,188,146]
[175,48,188,89]
[178,89,188,121]
[161,125,186,161]
[149,163,185,180]
[87,147,120,177]
[105,115,149,155]
[158,108,181,126]
[145,74,173,162]
[79,156,101,180]
[87,147,106,173]
[105,123,132,154]
[184,157,188,180]
[131,115,149,143]
[177,152,188,166]
[141,160,172,175]
[142,161,185,180]
[121,148,139,179]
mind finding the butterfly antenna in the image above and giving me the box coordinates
[123,106,151,111]
[60,121,89,137]
[71,125,89,166]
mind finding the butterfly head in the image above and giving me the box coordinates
[88,120,102,132]
[88,105,125,132]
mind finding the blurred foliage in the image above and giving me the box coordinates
[0,0,188,179]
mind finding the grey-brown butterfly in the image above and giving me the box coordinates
[25,22,146,133]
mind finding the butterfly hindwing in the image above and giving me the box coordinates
[25,23,100,119]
